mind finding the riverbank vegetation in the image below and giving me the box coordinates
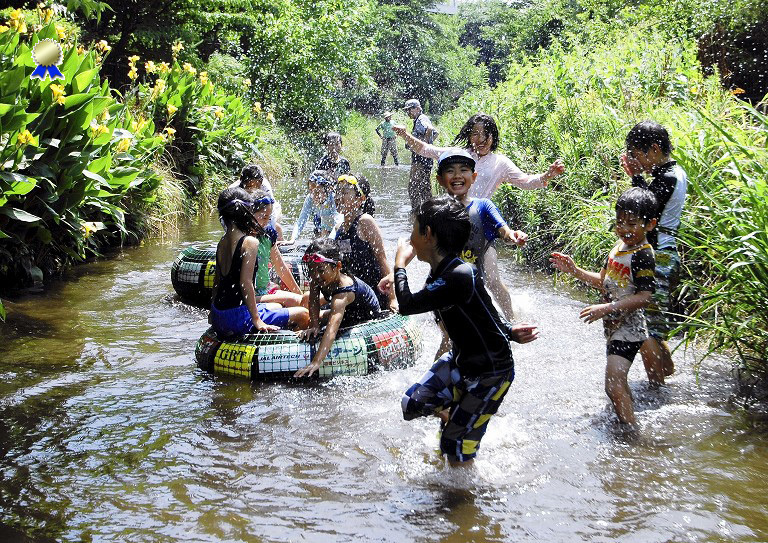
[441,0,768,385]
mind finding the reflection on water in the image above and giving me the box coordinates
[1,164,767,542]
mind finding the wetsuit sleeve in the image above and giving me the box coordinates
[291,195,314,240]
[631,248,656,293]
[477,199,507,241]
[394,266,470,315]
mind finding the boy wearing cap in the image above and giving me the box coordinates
[376,112,399,166]
[393,194,538,466]
[404,98,435,211]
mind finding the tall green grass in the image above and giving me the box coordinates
[441,26,768,378]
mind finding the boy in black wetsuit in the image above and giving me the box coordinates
[393,194,538,467]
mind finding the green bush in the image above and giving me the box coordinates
[0,20,166,285]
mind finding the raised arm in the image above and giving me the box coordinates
[550,252,604,289]
[392,125,444,160]
[289,195,313,242]
[269,244,301,294]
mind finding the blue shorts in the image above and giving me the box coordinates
[210,303,291,337]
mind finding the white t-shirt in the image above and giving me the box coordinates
[418,144,545,199]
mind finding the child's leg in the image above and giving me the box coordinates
[483,246,514,320]
[639,337,668,386]
[260,290,303,307]
[286,307,310,330]
[402,353,458,421]
[605,353,636,425]
[441,368,514,466]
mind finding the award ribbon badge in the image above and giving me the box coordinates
[31,39,65,81]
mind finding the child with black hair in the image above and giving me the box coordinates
[231,163,284,239]
[285,170,338,244]
[210,187,309,337]
[394,195,539,466]
[333,173,396,311]
[620,121,688,385]
[293,238,382,378]
[315,132,351,179]
[550,187,658,427]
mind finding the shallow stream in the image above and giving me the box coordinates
[1,166,766,542]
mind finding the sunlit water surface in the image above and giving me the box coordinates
[1,166,766,542]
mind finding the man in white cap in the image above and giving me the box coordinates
[404,98,435,211]
[375,111,399,167]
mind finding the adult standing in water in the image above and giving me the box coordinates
[376,112,399,166]
[403,98,436,212]
[393,112,565,319]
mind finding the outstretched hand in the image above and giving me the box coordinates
[392,124,407,138]
[546,159,565,181]
[550,252,576,275]
[580,303,611,324]
[378,274,394,296]
[504,230,528,247]
[508,323,539,344]
[294,359,323,378]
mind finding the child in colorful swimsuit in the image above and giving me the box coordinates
[620,121,688,385]
[550,187,658,427]
[286,170,338,244]
[394,195,539,466]
[294,238,382,378]
[210,188,309,337]
[334,173,397,311]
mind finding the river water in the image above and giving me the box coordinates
[1,166,766,543]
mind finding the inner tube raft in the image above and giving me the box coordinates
[171,241,310,307]
[195,313,422,380]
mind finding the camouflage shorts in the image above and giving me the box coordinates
[646,247,681,340]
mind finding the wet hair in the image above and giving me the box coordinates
[625,120,673,155]
[303,237,351,276]
[308,169,334,188]
[414,195,470,254]
[217,187,270,237]
[239,163,264,186]
[338,173,375,216]
[453,113,499,153]
[325,131,342,146]
[615,187,658,223]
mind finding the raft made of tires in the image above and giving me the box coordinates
[170,241,310,307]
[195,313,422,380]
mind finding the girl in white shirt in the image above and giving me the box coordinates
[393,113,565,319]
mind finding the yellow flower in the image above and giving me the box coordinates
[128,68,138,80]
[243,78,251,87]
[158,62,170,73]
[96,40,111,53]
[151,78,166,100]
[182,63,196,75]
[17,20,27,34]
[128,55,140,63]
[0,25,9,34]
[115,137,132,153]
[253,102,261,113]
[90,120,108,138]
[16,129,35,146]
[43,8,53,23]
[731,87,746,95]
[214,108,224,119]
[81,222,99,238]
[199,71,208,85]
[76,45,85,55]
[172,41,183,55]
[164,127,176,136]
[98,109,110,121]
[166,104,177,116]
[55,24,66,39]
[266,112,275,122]
[144,60,156,73]
[9,9,23,24]
[50,83,66,105]
[131,117,148,133]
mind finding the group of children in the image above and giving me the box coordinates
[209,118,688,466]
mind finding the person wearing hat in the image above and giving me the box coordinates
[375,111,399,166]
[403,98,436,211]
